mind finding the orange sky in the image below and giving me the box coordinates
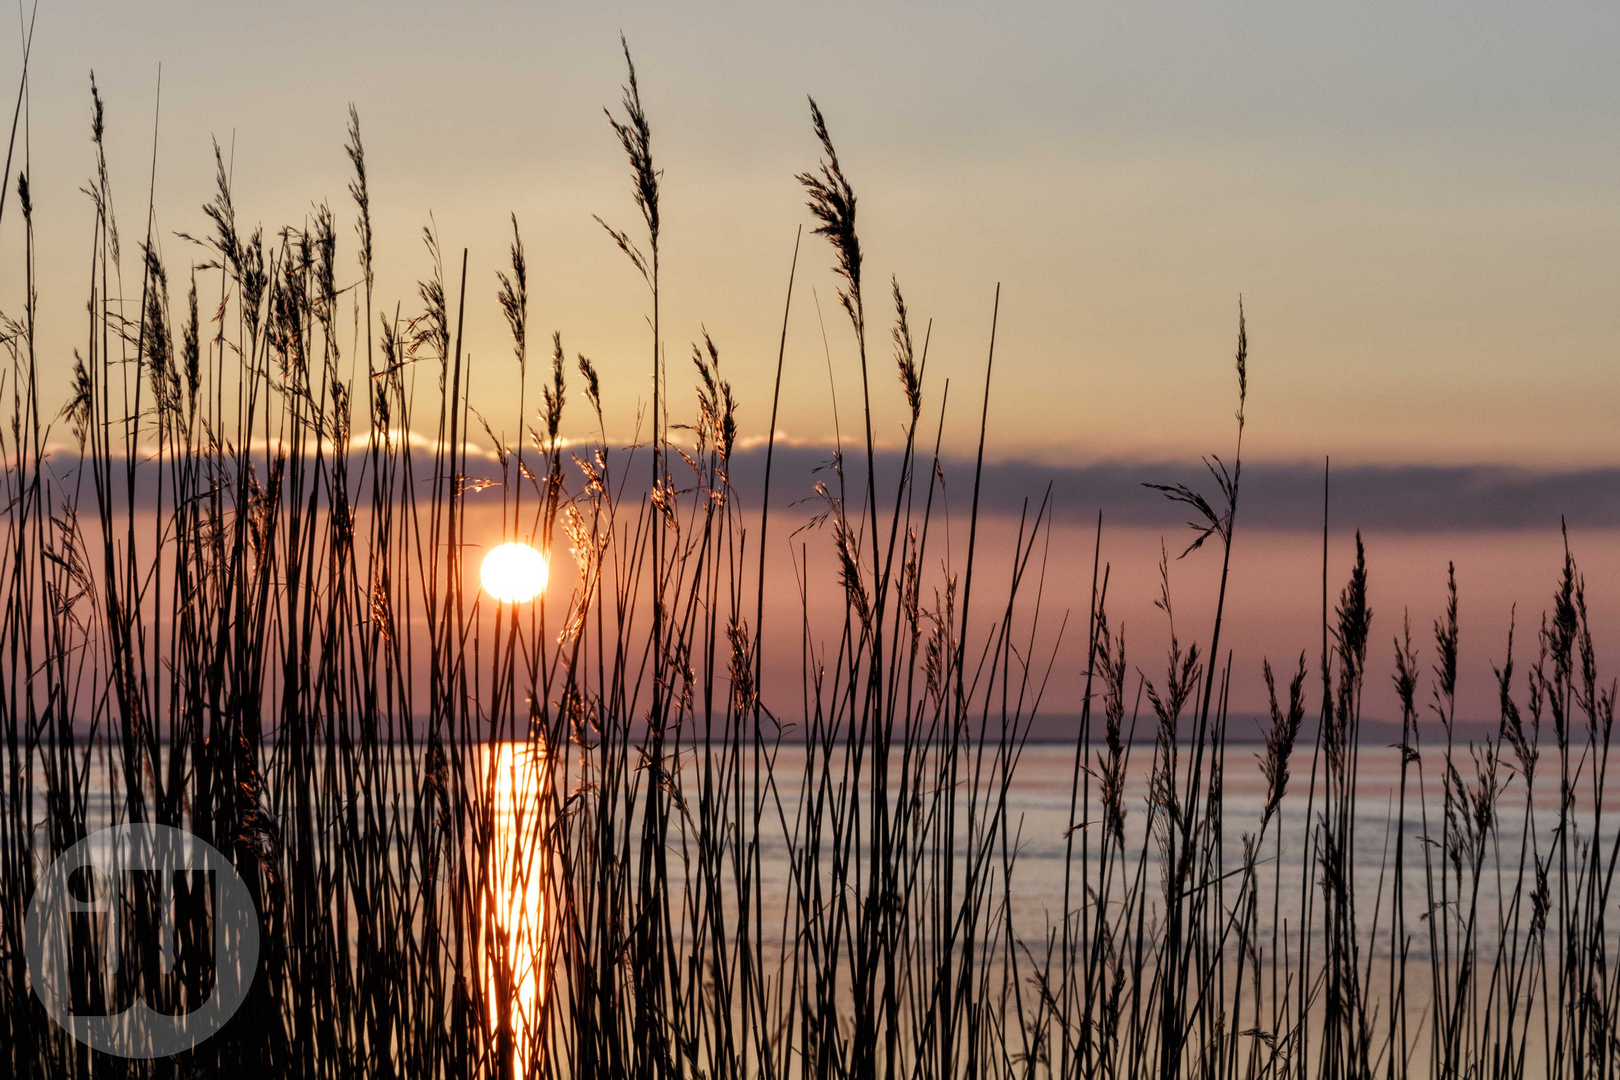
[8,4,1620,729]
[5,2,1620,468]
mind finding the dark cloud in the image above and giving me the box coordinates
[721,446,1620,533]
[52,440,1620,533]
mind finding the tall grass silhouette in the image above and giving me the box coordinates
[1,39,1618,1079]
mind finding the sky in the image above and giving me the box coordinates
[7,2,1620,721]
[9,0,1620,468]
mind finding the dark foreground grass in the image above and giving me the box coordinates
[2,40,1618,1080]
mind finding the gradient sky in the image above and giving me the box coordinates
[9,1,1620,468]
[8,2,1620,724]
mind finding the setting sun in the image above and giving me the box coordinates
[480,542,548,604]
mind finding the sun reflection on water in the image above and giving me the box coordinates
[482,741,548,1073]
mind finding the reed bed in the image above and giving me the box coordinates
[2,41,1619,1080]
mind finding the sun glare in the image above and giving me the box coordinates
[480,542,548,604]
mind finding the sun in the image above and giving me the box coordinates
[480,542,549,604]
